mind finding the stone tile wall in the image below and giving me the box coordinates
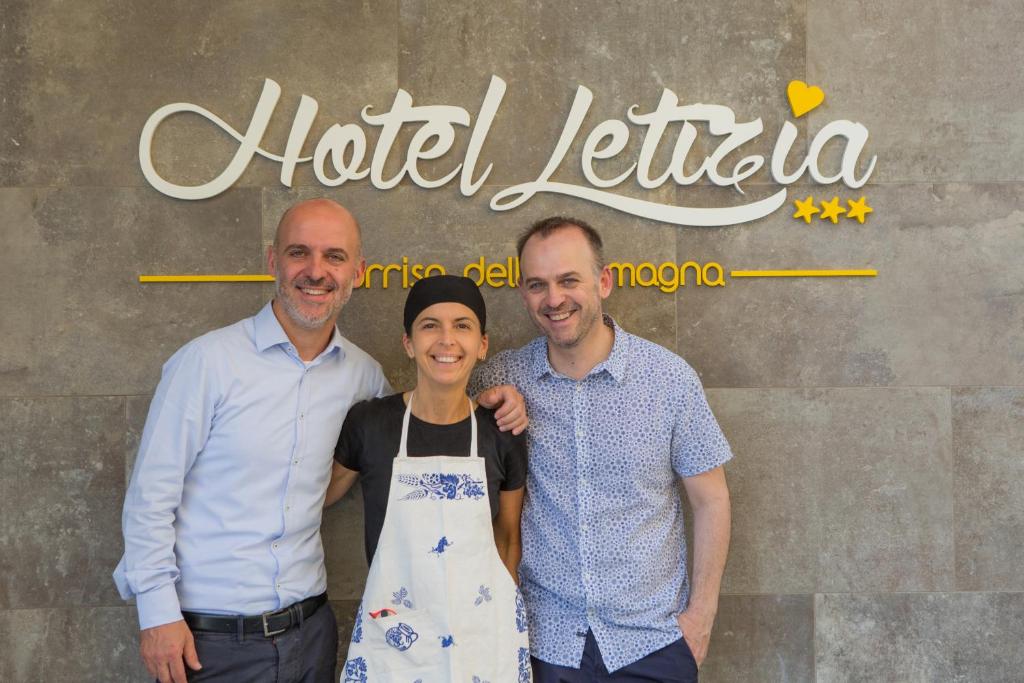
[2,1,1020,680]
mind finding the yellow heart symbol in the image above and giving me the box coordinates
[787,80,825,118]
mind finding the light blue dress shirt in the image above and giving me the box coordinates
[470,317,732,672]
[114,302,389,629]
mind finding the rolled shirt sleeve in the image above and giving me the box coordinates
[670,364,732,478]
[113,341,216,629]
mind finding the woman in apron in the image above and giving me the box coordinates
[328,275,531,682]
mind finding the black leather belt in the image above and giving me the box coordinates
[183,593,327,638]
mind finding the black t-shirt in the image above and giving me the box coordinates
[335,393,527,564]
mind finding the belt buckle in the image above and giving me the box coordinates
[262,610,288,637]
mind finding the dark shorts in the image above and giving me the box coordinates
[531,630,698,683]
[182,601,338,683]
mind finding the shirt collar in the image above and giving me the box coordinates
[529,314,628,383]
[253,300,346,360]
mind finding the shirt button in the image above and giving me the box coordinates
[284,505,290,511]
[273,543,279,549]
[299,413,305,420]
[293,459,299,465]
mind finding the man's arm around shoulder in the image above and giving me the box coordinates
[470,351,529,435]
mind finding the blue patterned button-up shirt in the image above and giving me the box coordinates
[470,317,732,672]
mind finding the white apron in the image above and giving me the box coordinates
[342,394,531,683]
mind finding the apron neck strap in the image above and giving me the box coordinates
[397,392,479,459]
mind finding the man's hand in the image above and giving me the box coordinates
[140,620,201,683]
[476,384,528,435]
[677,607,715,668]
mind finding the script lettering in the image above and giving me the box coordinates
[139,78,292,200]
[139,76,875,227]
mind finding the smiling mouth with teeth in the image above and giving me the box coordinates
[298,285,334,296]
[546,310,575,321]
[432,354,463,364]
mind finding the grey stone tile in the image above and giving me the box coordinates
[398,0,705,189]
[676,183,1024,387]
[816,592,1024,683]
[699,594,814,683]
[0,606,147,682]
[708,387,953,594]
[0,1,397,188]
[397,0,806,193]
[262,185,678,387]
[0,187,264,397]
[0,397,126,609]
[953,388,1024,591]
[807,0,1024,182]
[705,389,819,594]
[322,487,369,601]
[694,0,807,180]
[812,389,953,593]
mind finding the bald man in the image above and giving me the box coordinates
[114,199,527,683]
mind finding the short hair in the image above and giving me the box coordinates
[516,216,605,272]
[272,198,362,255]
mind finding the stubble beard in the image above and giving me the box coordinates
[540,303,601,349]
[275,276,353,330]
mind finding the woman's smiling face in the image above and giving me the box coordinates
[403,302,488,390]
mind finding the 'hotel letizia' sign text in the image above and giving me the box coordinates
[139,76,875,228]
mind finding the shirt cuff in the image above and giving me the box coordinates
[135,582,183,630]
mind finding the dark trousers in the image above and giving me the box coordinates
[532,630,698,683]
[182,601,338,683]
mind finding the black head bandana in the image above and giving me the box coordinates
[403,275,487,334]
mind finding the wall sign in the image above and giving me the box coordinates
[139,258,875,290]
[139,76,875,228]
[138,76,878,289]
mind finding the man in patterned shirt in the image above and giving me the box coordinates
[470,217,733,682]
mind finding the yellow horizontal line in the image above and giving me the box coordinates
[141,270,878,283]
[139,274,274,283]
[729,269,877,278]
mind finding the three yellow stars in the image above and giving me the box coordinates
[793,196,873,224]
